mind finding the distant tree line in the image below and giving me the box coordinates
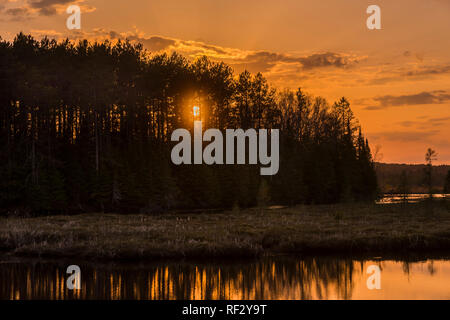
[376,163,450,194]
[0,33,377,215]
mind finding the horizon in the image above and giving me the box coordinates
[378,162,450,166]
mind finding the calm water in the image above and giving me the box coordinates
[1,257,449,300]
[377,194,449,204]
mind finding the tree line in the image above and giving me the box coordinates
[376,162,450,194]
[0,33,377,215]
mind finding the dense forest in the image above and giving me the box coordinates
[0,33,377,215]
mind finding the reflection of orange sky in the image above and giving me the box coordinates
[1,0,449,163]
[3,260,450,300]
[353,261,450,300]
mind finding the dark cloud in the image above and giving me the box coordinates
[397,117,450,131]
[371,130,440,142]
[405,65,450,77]
[5,7,32,17]
[429,116,450,123]
[132,36,176,52]
[299,52,352,69]
[185,41,228,55]
[106,31,176,52]
[3,0,89,18]
[29,0,73,9]
[231,52,286,73]
[103,31,231,57]
[368,90,450,109]
[368,64,450,86]
[38,6,57,15]
[230,51,358,73]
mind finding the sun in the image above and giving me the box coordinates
[193,106,200,117]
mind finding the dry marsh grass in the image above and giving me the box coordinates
[0,201,449,260]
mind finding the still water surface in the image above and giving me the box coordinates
[1,257,449,300]
[377,194,449,204]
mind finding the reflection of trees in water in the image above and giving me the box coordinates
[0,262,79,300]
[401,260,436,278]
[0,258,361,300]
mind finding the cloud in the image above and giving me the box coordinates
[67,28,243,59]
[5,6,31,16]
[371,130,440,142]
[397,117,450,131]
[37,27,362,79]
[107,31,177,52]
[367,62,450,86]
[29,0,74,9]
[366,90,450,110]
[405,65,450,77]
[429,116,450,123]
[1,0,95,19]
[299,52,355,69]
[107,30,363,73]
[228,51,361,74]
[136,36,177,52]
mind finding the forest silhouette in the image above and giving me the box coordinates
[0,33,377,215]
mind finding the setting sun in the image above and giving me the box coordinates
[193,106,200,118]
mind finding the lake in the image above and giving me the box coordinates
[1,257,449,300]
[377,194,449,204]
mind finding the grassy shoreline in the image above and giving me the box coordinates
[1,202,450,261]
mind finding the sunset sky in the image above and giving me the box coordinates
[1,0,449,164]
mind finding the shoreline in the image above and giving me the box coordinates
[1,202,449,262]
[2,253,450,268]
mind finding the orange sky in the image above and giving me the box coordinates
[1,0,449,164]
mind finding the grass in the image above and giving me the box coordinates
[0,201,450,260]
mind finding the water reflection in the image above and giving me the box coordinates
[377,194,449,204]
[0,257,449,300]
